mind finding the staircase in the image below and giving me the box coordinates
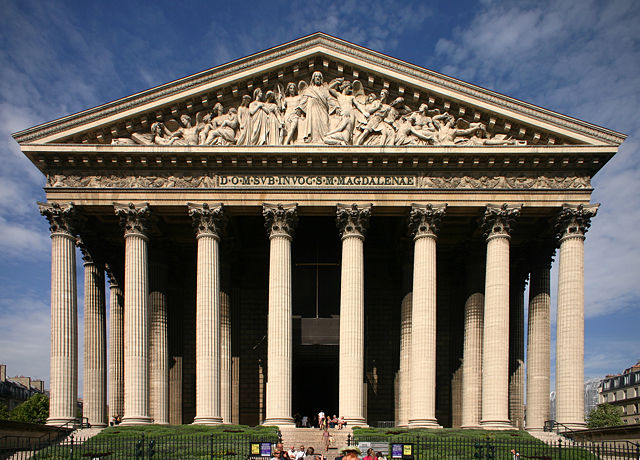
[279,427,353,459]
[528,430,568,444]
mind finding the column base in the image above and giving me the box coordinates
[344,417,368,427]
[480,420,514,430]
[121,416,153,425]
[408,419,441,428]
[460,424,482,430]
[46,417,76,427]
[193,416,223,425]
[263,417,295,427]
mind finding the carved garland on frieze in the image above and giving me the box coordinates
[46,171,591,190]
[108,71,530,148]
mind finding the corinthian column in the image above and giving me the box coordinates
[149,258,169,424]
[39,202,78,426]
[189,203,225,425]
[115,202,152,425]
[262,203,297,426]
[461,251,484,429]
[107,267,124,424]
[509,260,527,429]
[396,292,412,427]
[555,204,598,430]
[526,245,554,431]
[220,290,232,423]
[336,203,371,427]
[480,203,521,430]
[79,243,107,427]
[408,203,446,428]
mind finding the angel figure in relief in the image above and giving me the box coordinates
[328,79,368,137]
[430,112,485,145]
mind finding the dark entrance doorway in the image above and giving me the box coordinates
[292,343,339,426]
[291,216,341,425]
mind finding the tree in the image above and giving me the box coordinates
[586,403,623,428]
[0,403,10,420]
[10,393,49,424]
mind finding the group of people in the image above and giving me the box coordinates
[271,444,370,460]
[113,71,524,148]
[296,411,347,429]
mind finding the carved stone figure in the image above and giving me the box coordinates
[250,88,269,146]
[264,91,284,145]
[355,89,393,145]
[298,71,338,143]
[323,107,355,145]
[281,82,304,145]
[236,95,252,146]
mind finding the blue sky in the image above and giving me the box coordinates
[1,0,638,396]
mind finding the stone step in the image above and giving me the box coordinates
[279,427,353,456]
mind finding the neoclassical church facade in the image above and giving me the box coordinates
[13,33,624,430]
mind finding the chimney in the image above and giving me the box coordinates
[0,364,5,382]
[31,380,44,392]
[12,376,31,388]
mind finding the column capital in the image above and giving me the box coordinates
[482,203,522,240]
[336,203,372,239]
[38,202,79,237]
[554,203,599,242]
[114,202,151,238]
[105,264,119,288]
[409,203,447,240]
[188,203,225,238]
[77,237,100,265]
[263,203,298,239]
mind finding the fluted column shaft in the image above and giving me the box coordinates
[481,204,520,430]
[555,203,597,429]
[40,203,78,427]
[189,202,225,425]
[526,257,551,431]
[409,234,440,427]
[461,257,484,428]
[408,204,445,428]
[337,203,371,426]
[82,255,107,427]
[149,262,169,424]
[509,269,526,429]
[396,293,412,427]
[263,203,297,426]
[108,274,124,422]
[115,202,152,425]
[220,291,232,423]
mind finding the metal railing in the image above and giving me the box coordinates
[544,419,577,438]
[352,434,640,460]
[1,432,278,460]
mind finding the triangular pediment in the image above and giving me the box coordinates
[13,32,624,148]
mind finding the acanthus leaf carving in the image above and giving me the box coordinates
[38,202,79,236]
[263,203,298,238]
[554,203,599,242]
[187,202,226,238]
[336,203,372,238]
[409,203,447,238]
[482,203,522,239]
[114,202,151,237]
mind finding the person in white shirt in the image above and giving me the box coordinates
[318,410,325,429]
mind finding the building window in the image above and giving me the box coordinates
[624,375,630,385]
[623,390,627,399]
[635,403,639,414]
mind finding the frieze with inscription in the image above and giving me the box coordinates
[46,172,590,190]
[110,71,528,148]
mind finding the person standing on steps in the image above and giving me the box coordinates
[322,427,330,452]
[318,410,325,430]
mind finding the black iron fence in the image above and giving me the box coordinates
[1,432,278,460]
[352,435,640,460]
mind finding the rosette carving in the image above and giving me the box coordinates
[336,203,372,238]
[263,203,298,238]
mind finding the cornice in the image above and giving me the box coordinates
[12,33,625,146]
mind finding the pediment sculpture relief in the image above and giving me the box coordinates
[112,72,527,148]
